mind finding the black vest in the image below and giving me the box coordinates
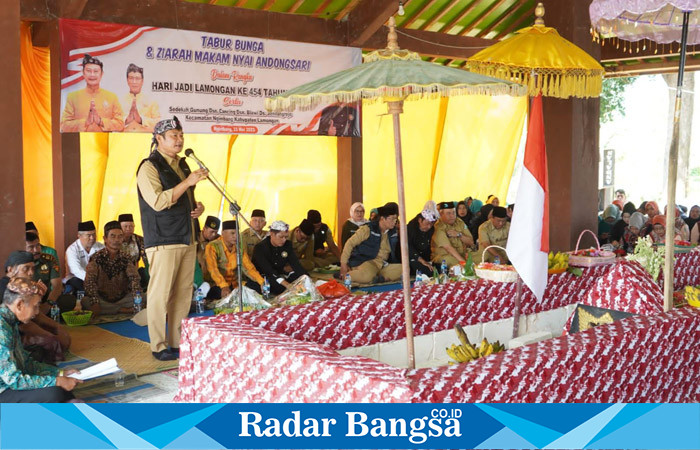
[349,221,383,267]
[137,151,197,248]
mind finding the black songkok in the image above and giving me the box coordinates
[222,220,237,231]
[204,216,221,231]
[78,221,96,232]
[251,209,266,218]
[492,206,507,219]
[438,201,455,210]
[104,221,121,235]
[299,219,315,236]
[118,214,134,223]
[307,210,322,224]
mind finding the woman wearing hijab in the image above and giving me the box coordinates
[469,204,494,244]
[649,215,681,244]
[469,199,483,216]
[621,212,645,253]
[456,201,470,226]
[665,205,690,241]
[341,202,368,247]
[486,195,500,206]
[598,204,620,244]
[610,202,637,245]
[685,205,700,232]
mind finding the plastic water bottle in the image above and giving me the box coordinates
[262,277,270,300]
[494,256,501,265]
[344,273,352,292]
[133,291,143,313]
[415,270,422,287]
[195,289,205,314]
[441,259,448,275]
[49,302,60,323]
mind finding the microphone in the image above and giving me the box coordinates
[184,148,208,171]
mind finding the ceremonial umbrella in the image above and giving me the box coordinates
[590,0,700,311]
[266,17,525,369]
[467,2,605,100]
[466,3,604,338]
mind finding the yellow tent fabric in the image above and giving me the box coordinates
[433,95,528,203]
[20,23,54,246]
[80,133,338,238]
[362,96,527,214]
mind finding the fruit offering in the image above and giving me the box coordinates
[548,252,569,271]
[446,324,506,364]
[570,248,607,257]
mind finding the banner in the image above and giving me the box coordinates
[58,19,362,136]
[2,403,699,449]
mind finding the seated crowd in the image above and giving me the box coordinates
[1,194,509,402]
[598,188,700,254]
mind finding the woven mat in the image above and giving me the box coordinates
[89,313,133,325]
[67,326,178,376]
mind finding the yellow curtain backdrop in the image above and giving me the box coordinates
[432,95,528,203]
[224,135,338,233]
[20,23,55,246]
[362,95,527,215]
[79,133,338,238]
[361,98,446,217]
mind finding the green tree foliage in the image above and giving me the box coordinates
[600,76,637,123]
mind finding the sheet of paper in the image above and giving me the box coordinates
[68,358,121,381]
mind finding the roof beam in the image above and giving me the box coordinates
[362,25,492,59]
[49,0,90,18]
[492,3,533,39]
[459,0,509,36]
[402,0,440,28]
[347,0,398,47]
[335,0,362,20]
[419,1,458,31]
[437,0,480,34]
[21,0,350,46]
[605,59,700,77]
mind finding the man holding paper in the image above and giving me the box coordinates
[0,278,81,402]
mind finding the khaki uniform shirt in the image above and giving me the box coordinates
[340,225,391,266]
[290,228,315,261]
[136,150,196,247]
[478,221,510,262]
[241,228,268,257]
[431,218,473,261]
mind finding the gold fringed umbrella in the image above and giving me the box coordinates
[467,2,604,100]
[266,17,525,369]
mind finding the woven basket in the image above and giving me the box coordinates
[475,245,518,283]
[567,230,616,267]
[61,310,93,327]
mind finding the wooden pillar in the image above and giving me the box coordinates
[541,0,600,251]
[0,1,25,261]
[49,20,82,264]
[336,136,362,245]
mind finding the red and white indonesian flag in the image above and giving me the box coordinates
[506,94,549,301]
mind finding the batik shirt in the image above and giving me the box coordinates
[84,249,141,304]
[0,306,59,393]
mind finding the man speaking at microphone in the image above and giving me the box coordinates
[136,116,207,361]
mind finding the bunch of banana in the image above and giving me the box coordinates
[446,325,506,364]
[548,252,569,270]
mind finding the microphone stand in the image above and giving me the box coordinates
[189,155,254,313]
